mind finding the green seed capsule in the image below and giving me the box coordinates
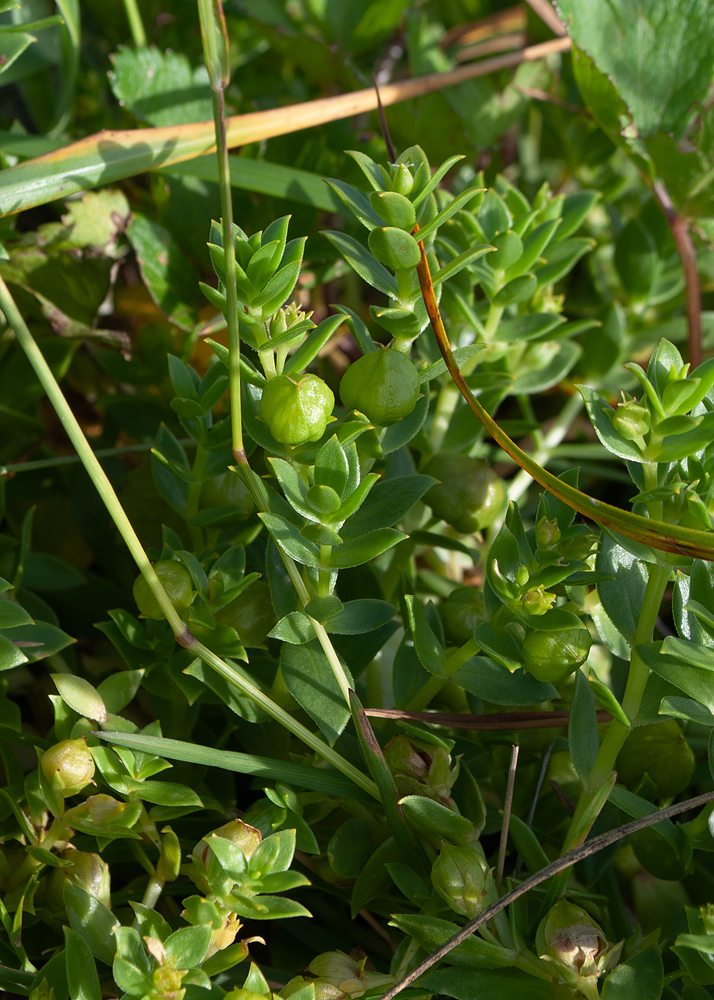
[424,453,506,534]
[340,348,420,426]
[260,373,334,445]
[431,844,494,919]
[41,739,95,796]
[133,559,194,621]
[521,626,592,682]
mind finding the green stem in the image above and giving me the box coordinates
[211,87,244,463]
[122,0,147,46]
[406,637,480,711]
[191,639,378,798]
[185,445,208,552]
[0,275,373,801]
[140,872,165,910]
[0,439,196,477]
[483,302,504,341]
[0,274,189,641]
[585,558,670,792]
[237,461,353,704]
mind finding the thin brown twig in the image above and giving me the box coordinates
[359,909,398,951]
[441,6,526,49]
[377,789,714,1000]
[496,745,519,890]
[364,708,612,730]
[456,32,527,63]
[653,179,703,369]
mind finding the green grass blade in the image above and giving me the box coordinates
[98,730,374,800]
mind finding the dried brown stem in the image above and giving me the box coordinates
[653,180,703,369]
[364,708,611,730]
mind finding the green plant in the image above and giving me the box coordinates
[2,3,714,1000]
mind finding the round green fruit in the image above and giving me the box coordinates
[616,719,695,798]
[41,739,95,796]
[340,348,420,426]
[424,453,506,533]
[438,586,486,646]
[521,626,592,683]
[259,373,334,446]
[133,560,194,620]
[215,580,276,648]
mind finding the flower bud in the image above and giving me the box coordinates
[538,900,621,991]
[157,826,181,883]
[193,819,262,868]
[47,849,111,911]
[151,963,185,997]
[308,951,392,998]
[384,737,457,807]
[611,399,650,441]
[205,912,244,960]
[41,739,95,797]
[431,844,494,919]
[521,586,557,616]
[536,516,561,550]
[384,735,429,782]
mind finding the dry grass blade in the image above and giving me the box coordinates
[0,38,571,217]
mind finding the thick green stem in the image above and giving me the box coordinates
[585,462,668,792]
[585,558,670,793]
[236,460,353,704]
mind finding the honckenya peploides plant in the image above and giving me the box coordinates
[2,2,714,1000]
